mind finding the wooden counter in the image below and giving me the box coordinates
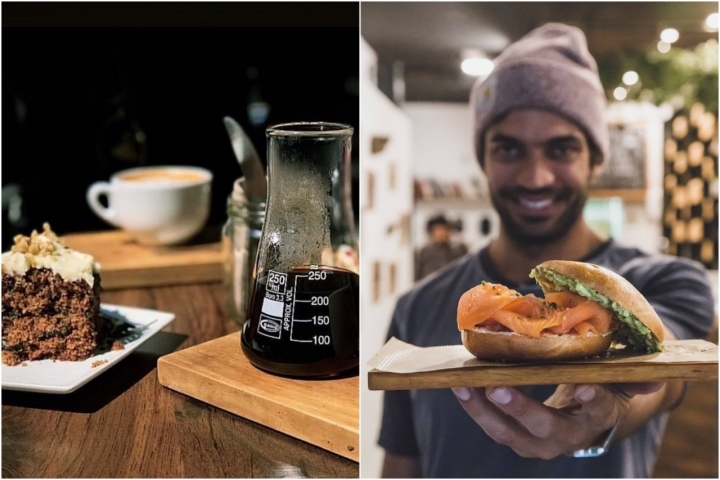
[1,283,358,478]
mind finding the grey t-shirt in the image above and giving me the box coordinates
[378,239,714,478]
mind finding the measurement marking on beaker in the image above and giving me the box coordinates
[289,273,329,344]
[289,274,304,342]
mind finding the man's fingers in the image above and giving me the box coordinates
[452,387,473,401]
[611,382,665,397]
[452,385,622,460]
[573,384,620,430]
[452,387,547,454]
[485,387,570,440]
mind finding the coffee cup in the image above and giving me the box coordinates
[86,166,213,246]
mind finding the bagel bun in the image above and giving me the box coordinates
[532,260,664,345]
[462,328,615,362]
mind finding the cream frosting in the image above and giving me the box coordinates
[1,225,100,286]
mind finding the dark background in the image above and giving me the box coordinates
[2,2,359,250]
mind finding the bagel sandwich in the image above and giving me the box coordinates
[457,260,664,361]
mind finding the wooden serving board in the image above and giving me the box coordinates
[157,333,359,461]
[367,338,719,391]
[63,230,223,290]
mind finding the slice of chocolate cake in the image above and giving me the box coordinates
[2,224,104,366]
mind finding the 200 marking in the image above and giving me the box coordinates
[311,296,329,306]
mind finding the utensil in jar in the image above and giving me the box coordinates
[223,116,267,201]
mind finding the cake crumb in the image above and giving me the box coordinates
[111,341,125,351]
[21,362,28,367]
[91,359,108,368]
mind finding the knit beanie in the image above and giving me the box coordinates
[471,23,609,165]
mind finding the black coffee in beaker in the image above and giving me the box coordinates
[241,265,359,377]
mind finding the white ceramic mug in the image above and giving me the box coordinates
[86,166,213,246]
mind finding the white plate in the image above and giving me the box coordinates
[2,304,175,394]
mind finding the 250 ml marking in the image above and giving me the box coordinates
[256,270,288,339]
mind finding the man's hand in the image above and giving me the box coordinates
[451,382,664,460]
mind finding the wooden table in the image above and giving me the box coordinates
[1,284,359,478]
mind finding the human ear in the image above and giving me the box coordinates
[588,162,604,182]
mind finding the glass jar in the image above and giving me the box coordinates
[221,179,266,326]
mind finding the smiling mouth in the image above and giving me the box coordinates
[518,198,554,210]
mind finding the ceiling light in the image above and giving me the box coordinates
[657,40,671,53]
[461,58,494,76]
[707,13,719,31]
[613,87,628,101]
[660,28,680,44]
[622,71,639,86]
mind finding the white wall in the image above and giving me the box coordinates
[404,103,498,253]
[403,102,486,195]
[359,37,415,479]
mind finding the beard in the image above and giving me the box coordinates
[489,185,589,245]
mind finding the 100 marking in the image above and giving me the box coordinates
[313,335,331,345]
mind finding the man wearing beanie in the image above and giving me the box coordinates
[378,23,713,478]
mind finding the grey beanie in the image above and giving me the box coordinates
[471,23,609,164]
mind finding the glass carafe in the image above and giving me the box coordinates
[241,122,358,378]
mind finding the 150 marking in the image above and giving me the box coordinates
[313,315,330,325]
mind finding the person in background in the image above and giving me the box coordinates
[379,23,714,478]
[415,214,469,281]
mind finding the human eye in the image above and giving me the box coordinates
[491,142,522,161]
[547,141,580,161]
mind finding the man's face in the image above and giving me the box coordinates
[482,110,597,244]
[430,224,451,243]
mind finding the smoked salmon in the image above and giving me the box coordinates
[457,281,617,337]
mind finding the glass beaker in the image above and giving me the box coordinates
[241,122,358,378]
